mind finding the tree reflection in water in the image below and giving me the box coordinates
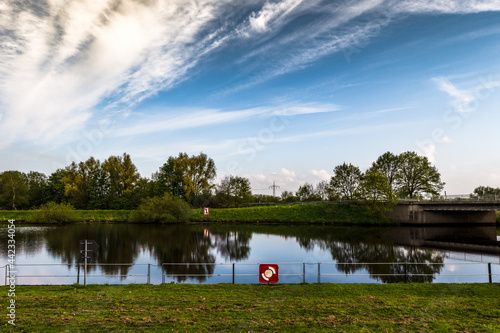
[2,224,492,283]
[326,242,444,283]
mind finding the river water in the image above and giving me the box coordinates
[1,224,499,285]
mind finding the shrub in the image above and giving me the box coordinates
[130,194,191,223]
[34,202,77,223]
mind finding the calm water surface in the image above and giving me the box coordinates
[1,224,499,285]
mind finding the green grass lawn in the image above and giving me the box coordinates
[0,203,396,225]
[1,283,499,332]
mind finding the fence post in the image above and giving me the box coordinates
[232,263,235,284]
[303,263,306,283]
[404,262,408,283]
[4,265,7,286]
[318,263,320,284]
[162,265,165,284]
[147,264,151,285]
[84,240,87,286]
[488,263,492,284]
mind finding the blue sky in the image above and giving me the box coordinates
[1,0,500,195]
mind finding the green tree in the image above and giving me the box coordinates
[396,151,444,199]
[26,171,48,208]
[155,152,216,206]
[296,183,322,201]
[368,151,400,191]
[359,170,394,201]
[215,175,252,207]
[131,177,156,207]
[356,170,396,215]
[472,186,500,200]
[315,180,330,201]
[131,193,191,223]
[45,169,68,204]
[63,157,108,209]
[280,190,298,202]
[103,153,140,209]
[0,171,29,210]
[329,163,362,200]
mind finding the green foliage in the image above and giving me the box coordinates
[131,194,191,223]
[214,175,253,207]
[396,151,444,198]
[368,151,401,191]
[358,169,395,201]
[26,171,48,208]
[330,163,363,200]
[473,186,500,200]
[155,152,216,207]
[296,183,322,201]
[0,170,29,210]
[252,194,280,203]
[103,153,141,209]
[45,169,67,204]
[33,202,77,223]
[280,190,299,202]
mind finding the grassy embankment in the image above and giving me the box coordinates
[1,283,499,332]
[0,203,395,225]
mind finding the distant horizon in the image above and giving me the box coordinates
[1,1,500,196]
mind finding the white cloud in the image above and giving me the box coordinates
[0,0,229,145]
[417,142,437,164]
[441,136,452,143]
[112,103,341,137]
[390,0,500,14]
[433,77,475,112]
[247,0,305,34]
[1,0,499,149]
[433,75,500,116]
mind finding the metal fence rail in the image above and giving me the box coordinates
[4,261,500,286]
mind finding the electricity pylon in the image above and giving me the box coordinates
[269,181,280,197]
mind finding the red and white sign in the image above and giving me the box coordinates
[259,264,279,283]
[203,207,209,215]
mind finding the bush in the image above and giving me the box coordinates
[34,202,77,223]
[130,194,191,223]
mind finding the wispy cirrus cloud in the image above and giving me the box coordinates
[433,75,500,113]
[0,0,232,144]
[112,102,341,137]
[1,0,500,150]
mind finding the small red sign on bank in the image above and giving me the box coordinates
[259,264,279,283]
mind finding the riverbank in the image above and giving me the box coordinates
[2,283,499,332]
[0,203,396,225]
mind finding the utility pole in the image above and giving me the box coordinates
[269,181,280,197]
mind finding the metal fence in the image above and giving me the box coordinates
[4,261,500,286]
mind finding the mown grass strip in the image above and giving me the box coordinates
[1,283,499,332]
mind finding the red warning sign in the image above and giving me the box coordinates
[259,264,279,283]
[203,207,209,215]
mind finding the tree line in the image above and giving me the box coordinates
[0,152,249,210]
[0,150,461,211]
[288,151,445,203]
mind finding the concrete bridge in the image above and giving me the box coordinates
[386,202,500,225]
